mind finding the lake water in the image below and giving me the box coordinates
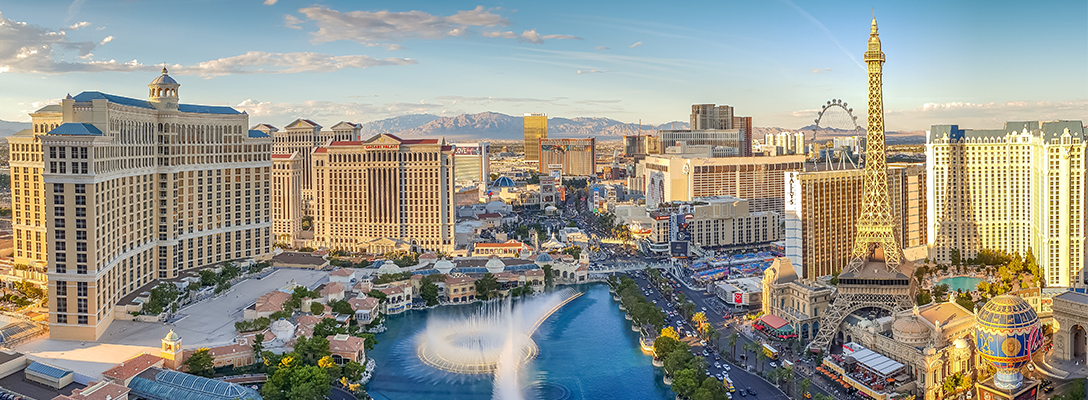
[938,276,985,293]
[365,283,674,400]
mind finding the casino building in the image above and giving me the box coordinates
[19,68,274,340]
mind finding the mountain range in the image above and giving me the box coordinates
[0,119,30,140]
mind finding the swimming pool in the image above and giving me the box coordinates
[937,276,985,292]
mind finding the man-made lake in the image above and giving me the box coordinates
[365,283,674,400]
[938,276,985,292]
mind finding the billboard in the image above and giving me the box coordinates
[733,292,743,304]
[670,241,689,259]
[454,146,480,155]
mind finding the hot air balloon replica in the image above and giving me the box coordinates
[974,294,1042,400]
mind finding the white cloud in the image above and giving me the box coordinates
[484,29,581,44]
[284,14,303,29]
[0,13,415,76]
[64,0,86,25]
[263,0,277,5]
[629,41,642,48]
[297,5,509,46]
[235,98,446,120]
[482,31,517,39]
[595,46,609,50]
[576,69,602,74]
[810,68,830,73]
[67,21,90,30]
[887,100,1088,124]
[178,51,417,77]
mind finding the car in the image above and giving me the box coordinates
[1043,386,1054,394]
[747,388,756,396]
[738,389,747,397]
[715,362,721,368]
[769,361,777,368]
[724,364,731,371]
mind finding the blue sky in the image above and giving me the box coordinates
[0,0,1085,131]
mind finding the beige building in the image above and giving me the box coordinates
[927,121,1085,287]
[259,119,361,209]
[640,155,805,214]
[271,152,304,247]
[617,196,780,254]
[523,113,547,163]
[311,134,455,254]
[539,138,596,177]
[761,258,834,341]
[784,163,927,279]
[11,105,62,271]
[34,69,273,341]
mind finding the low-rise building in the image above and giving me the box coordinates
[320,282,346,302]
[624,196,781,254]
[445,273,477,303]
[377,284,412,314]
[329,268,356,284]
[347,297,380,324]
[712,277,764,308]
[53,380,131,400]
[472,239,532,258]
[244,290,291,320]
[327,334,366,365]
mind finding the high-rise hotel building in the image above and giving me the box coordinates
[784,164,926,279]
[639,155,805,215]
[539,138,596,177]
[452,142,490,184]
[18,68,274,340]
[523,113,547,162]
[271,152,304,246]
[259,119,360,206]
[311,134,455,255]
[927,121,1085,287]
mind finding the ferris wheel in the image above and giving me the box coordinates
[812,99,862,169]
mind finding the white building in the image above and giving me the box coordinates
[927,121,1085,287]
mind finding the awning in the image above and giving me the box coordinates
[760,314,791,330]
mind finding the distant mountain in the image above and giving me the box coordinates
[357,114,441,135]
[365,112,689,140]
[0,119,30,139]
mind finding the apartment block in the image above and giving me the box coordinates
[538,138,596,177]
[641,155,805,215]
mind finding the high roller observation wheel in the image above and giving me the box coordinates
[811,99,861,145]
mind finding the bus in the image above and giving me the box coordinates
[762,343,779,360]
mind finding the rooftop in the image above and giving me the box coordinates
[272,252,327,266]
[55,380,131,400]
[129,368,260,400]
[47,123,103,136]
[72,91,241,115]
[101,353,163,382]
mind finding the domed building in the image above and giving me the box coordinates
[891,309,931,346]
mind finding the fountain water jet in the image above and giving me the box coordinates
[414,288,582,400]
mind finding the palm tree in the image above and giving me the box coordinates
[783,365,795,397]
[728,332,739,362]
[800,378,812,398]
[755,349,768,374]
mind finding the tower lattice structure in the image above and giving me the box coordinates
[808,18,914,352]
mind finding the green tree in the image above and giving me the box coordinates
[342,360,365,382]
[313,318,345,338]
[728,332,739,361]
[263,364,330,400]
[270,310,292,321]
[671,369,699,398]
[330,300,353,315]
[542,264,555,288]
[294,335,332,366]
[199,269,219,287]
[253,333,266,364]
[420,274,443,306]
[800,378,812,398]
[654,335,681,358]
[916,290,933,306]
[475,273,499,300]
[184,348,214,377]
[931,284,950,303]
[220,262,240,281]
[310,302,325,316]
[366,290,388,302]
[956,293,976,312]
[1053,379,1086,400]
[950,249,962,266]
[830,271,840,285]
[664,344,694,376]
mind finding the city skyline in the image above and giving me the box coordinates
[0,0,1084,132]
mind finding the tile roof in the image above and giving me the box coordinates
[60,380,131,400]
[330,268,355,277]
[48,122,103,136]
[476,213,502,219]
[254,291,291,313]
[327,334,365,354]
[72,91,241,114]
[270,154,293,159]
[295,314,323,328]
[524,269,544,277]
[102,353,163,382]
[348,297,379,311]
[474,240,527,248]
[379,285,407,296]
[446,275,476,285]
[26,361,73,379]
[321,282,345,296]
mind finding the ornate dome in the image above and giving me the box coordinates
[493,176,515,187]
[163,329,180,342]
[975,295,1042,390]
[150,67,179,86]
[953,337,968,349]
[376,261,401,275]
[892,315,931,345]
[485,257,506,273]
[434,259,455,274]
[534,253,553,263]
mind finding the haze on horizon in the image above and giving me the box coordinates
[0,0,1085,132]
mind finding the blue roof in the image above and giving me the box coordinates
[247,129,269,138]
[129,369,261,400]
[535,253,553,262]
[47,122,102,136]
[454,267,489,274]
[72,91,240,115]
[25,362,72,379]
[412,269,441,276]
[494,176,515,187]
[504,264,538,272]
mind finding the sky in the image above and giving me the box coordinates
[0,0,1085,131]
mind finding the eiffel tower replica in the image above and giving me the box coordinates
[808,17,915,352]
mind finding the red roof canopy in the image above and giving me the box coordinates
[760,314,791,330]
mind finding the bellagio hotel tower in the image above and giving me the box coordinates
[11,68,273,340]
